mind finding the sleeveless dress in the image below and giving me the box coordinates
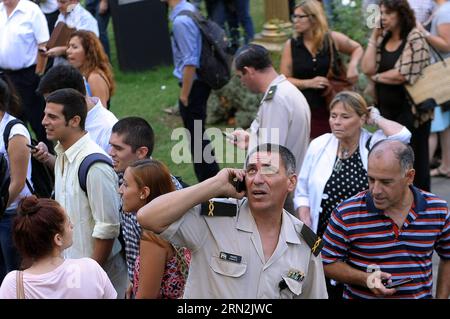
[291,35,331,138]
[133,245,191,299]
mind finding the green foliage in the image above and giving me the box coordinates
[331,0,368,46]
[207,76,262,129]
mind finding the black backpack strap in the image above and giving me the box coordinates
[78,153,112,195]
[3,119,25,150]
[365,136,373,152]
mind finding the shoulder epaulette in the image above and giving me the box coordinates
[200,198,237,217]
[300,224,324,257]
[262,85,277,102]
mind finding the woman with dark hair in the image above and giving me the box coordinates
[0,75,32,284]
[0,196,116,299]
[361,0,431,190]
[280,0,363,138]
[66,30,115,108]
[119,159,190,299]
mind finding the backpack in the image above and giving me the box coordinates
[2,120,55,200]
[177,10,231,90]
[78,153,113,196]
[0,151,10,218]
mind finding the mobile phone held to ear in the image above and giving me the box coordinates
[384,277,413,289]
[232,176,246,193]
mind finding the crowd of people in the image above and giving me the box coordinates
[0,0,449,300]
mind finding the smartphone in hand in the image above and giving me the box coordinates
[232,176,246,193]
[384,277,413,289]
[26,144,37,151]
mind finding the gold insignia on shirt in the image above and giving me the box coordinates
[287,269,305,282]
[208,200,214,216]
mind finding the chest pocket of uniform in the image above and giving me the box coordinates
[279,274,303,298]
[209,256,247,278]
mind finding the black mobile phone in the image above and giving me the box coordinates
[384,277,413,289]
[26,144,37,150]
[232,176,246,193]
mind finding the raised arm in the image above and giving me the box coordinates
[137,168,246,234]
[367,106,411,138]
[332,31,363,84]
[361,28,383,75]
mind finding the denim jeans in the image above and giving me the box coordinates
[207,0,254,49]
[85,0,111,60]
[0,210,20,283]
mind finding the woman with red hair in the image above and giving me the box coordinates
[66,30,115,108]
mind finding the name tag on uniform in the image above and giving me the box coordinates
[219,251,242,263]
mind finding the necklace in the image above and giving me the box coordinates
[334,142,358,173]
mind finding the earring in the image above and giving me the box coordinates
[140,195,145,200]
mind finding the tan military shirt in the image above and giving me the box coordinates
[248,74,311,175]
[160,200,328,299]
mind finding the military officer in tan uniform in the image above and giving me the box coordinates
[137,144,328,299]
[230,44,311,177]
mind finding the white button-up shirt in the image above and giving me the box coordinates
[86,97,118,153]
[55,4,99,36]
[54,133,121,260]
[161,200,328,299]
[0,0,49,70]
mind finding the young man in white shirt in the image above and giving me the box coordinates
[41,88,127,297]
[33,64,117,169]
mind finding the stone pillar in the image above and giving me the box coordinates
[253,0,292,52]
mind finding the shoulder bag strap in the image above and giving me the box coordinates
[326,32,335,78]
[16,271,25,299]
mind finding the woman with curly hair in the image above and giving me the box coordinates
[362,0,431,191]
[66,30,115,108]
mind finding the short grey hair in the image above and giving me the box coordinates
[369,140,414,173]
[246,143,296,175]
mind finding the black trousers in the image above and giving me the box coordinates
[4,66,53,151]
[178,80,220,182]
[380,105,431,192]
[410,121,431,192]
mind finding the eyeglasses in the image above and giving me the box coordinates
[291,14,310,21]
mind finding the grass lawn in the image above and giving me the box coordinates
[108,0,265,185]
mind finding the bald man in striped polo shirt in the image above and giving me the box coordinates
[322,140,450,299]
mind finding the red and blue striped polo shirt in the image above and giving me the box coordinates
[322,186,450,299]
